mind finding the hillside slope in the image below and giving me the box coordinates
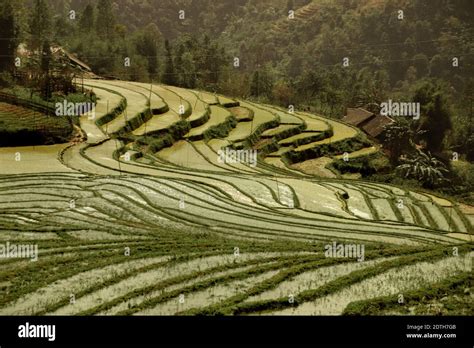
[0,80,471,315]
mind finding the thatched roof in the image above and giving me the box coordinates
[16,43,95,75]
[343,107,394,139]
[342,108,374,126]
[361,115,394,138]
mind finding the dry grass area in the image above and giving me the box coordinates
[291,157,336,177]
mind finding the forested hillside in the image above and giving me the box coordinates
[36,0,474,144]
[1,0,473,201]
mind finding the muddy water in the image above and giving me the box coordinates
[0,144,74,174]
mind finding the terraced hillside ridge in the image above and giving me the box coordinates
[0,78,472,316]
[271,1,322,33]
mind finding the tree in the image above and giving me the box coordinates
[353,68,389,112]
[79,3,95,33]
[465,134,474,161]
[135,24,161,77]
[0,0,18,73]
[206,42,221,85]
[127,55,149,82]
[396,148,449,188]
[272,79,294,106]
[54,13,76,41]
[250,67,273,99]
[424,93,452,152]
[429,54,446,78]
[297,67,326,99]
[195,35,224,87]
[179,51,197,88]
[162,40,176,86]
[96,0,115,40]
[413,53,429,77]
[383,118,421,164]
[405,66,417,83]
[29,0,52,52]
[39,40,52,99]
[413,81,452,153]
[250,71,259,97]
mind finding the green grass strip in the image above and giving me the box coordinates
[342,271,473,315]
[204,245,470,315]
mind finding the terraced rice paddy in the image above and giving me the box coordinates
[294,120,358,152]
[0,78,472,316]
[0,102,74,146]
[184,105,230,139]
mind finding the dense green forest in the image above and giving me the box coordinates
[0,0,473,201]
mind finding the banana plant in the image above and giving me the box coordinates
[396,148,449,187]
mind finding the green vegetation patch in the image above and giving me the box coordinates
[343,271,473,315]
[0,102,74,146]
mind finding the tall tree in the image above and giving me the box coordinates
[40,39,52,99]
[96,0,115,40]
[162,40,176,85]
[29,0,52,52]
[0,0,18,72]
[250,67,273,99]
[79,3,95,33]
[179,51,197,88]
[423,93,452,152]
[414,81,452,153]
[199,35,222,85]
[383,118,422,164]
[173,42,184,87]
[135,24,161,77]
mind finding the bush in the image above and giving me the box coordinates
[0,72,14,88]
[331,153,390,177]
[366,172,422,190]
[449,161,474,205]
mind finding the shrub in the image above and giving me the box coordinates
[0,71,14,88]
[396,149,449,188]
